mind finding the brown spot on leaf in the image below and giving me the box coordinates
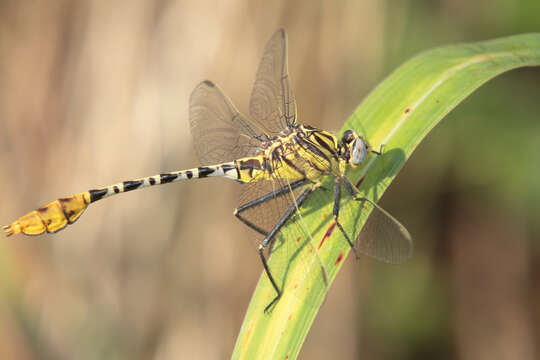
[318,221,337,249]
[335,252,344,265]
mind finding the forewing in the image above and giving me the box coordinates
[189,80,263,164]
[249,29,296,135]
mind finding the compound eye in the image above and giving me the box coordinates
[351,138,368,165]
[341,129,354,144]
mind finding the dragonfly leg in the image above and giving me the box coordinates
[333,178,360,260]
[342,175,379,223]
[342,176,366,202]
[258,183,316,313]
[371,143,385,155]
[234,179,306,236]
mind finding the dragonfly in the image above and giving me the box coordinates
[4,29,412,312]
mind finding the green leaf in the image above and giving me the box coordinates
[232,33,540,360]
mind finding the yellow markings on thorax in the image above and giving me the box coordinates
[234,128,345,185]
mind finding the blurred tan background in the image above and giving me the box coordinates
[1,1,540,359]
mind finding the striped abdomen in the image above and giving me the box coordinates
[4,130,342,238]
[3,162,246,237]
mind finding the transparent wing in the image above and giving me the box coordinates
[249,29,296,135]
[353,197,413,264]
[189,80,264,164]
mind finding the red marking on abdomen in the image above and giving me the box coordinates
[335,252,344,265]
[318,221,337,249]
[296,236,301,243]
[355,176,366,188]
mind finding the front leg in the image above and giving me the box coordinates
[371,143,385,156]
[332,178,360,259]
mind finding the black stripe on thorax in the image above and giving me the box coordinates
[296,136,332,168]
[89,188,108,202]
[313,130,336,143]
[281,156,306,178]
[311,132,338,160]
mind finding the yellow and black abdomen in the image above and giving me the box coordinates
[3,161,248,237]
[4,193,90,236]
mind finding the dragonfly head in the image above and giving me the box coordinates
[341,129,370,167]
